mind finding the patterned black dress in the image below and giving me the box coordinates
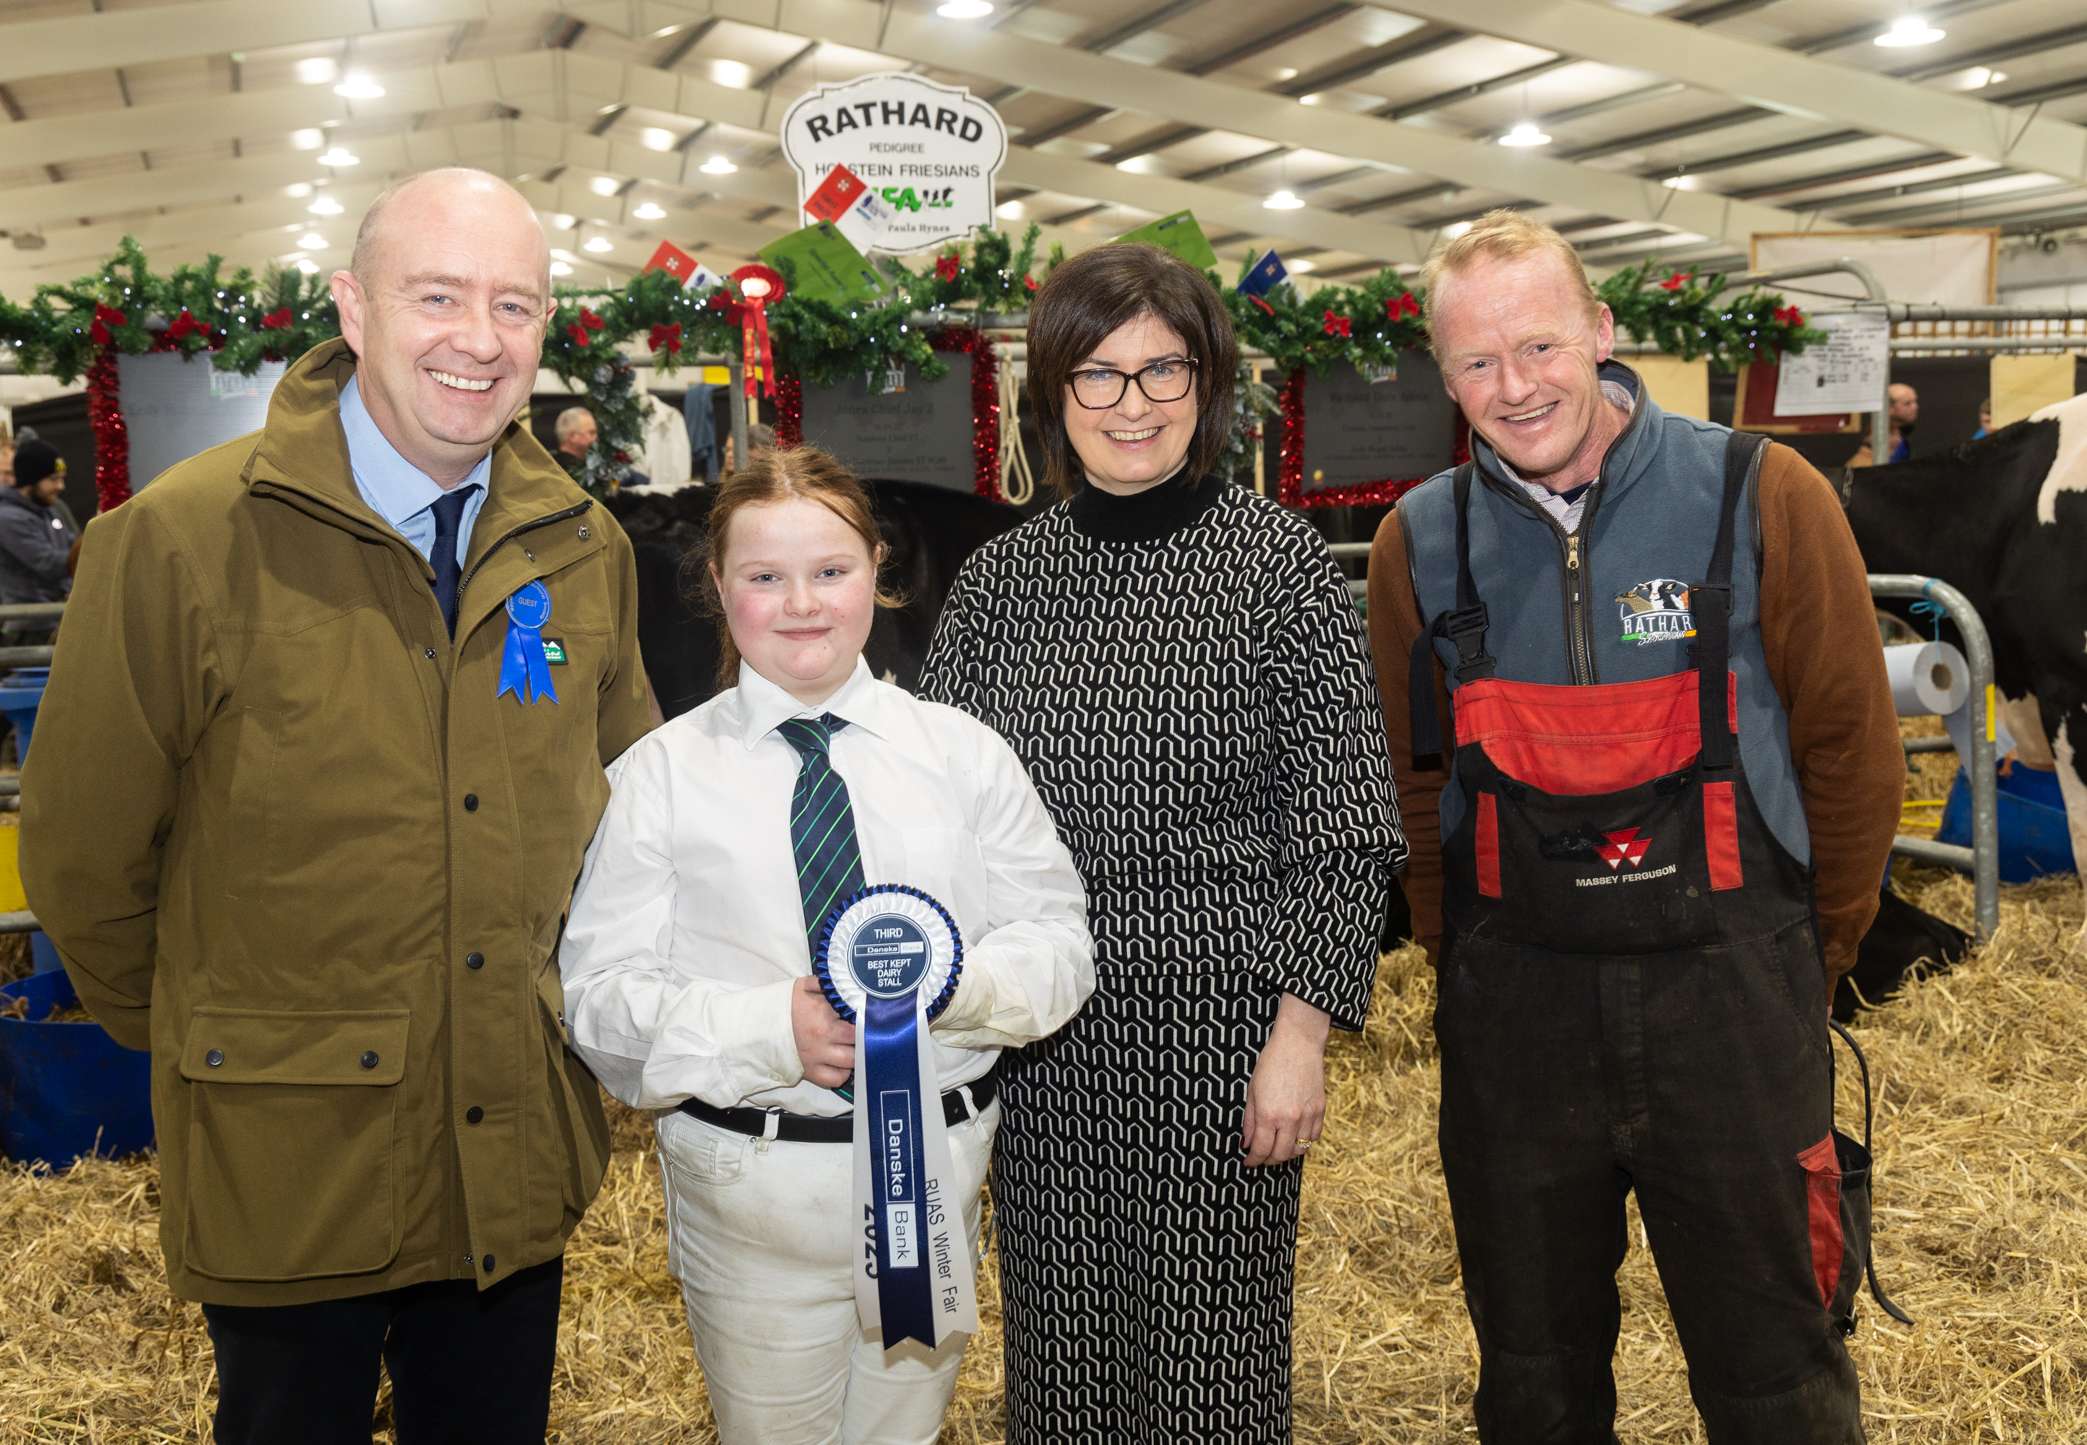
[919,472,1406,1443]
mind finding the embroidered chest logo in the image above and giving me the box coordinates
[1615,578,1696,646]
[1596,827,1653,871]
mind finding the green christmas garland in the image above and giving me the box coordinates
[1,228,1822,499]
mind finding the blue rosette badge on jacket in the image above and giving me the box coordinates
[814,884,975,1350]
[498,579,558,704]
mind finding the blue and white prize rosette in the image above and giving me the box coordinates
[814,884,977,1351]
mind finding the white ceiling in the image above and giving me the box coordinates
[2,0,2084,297]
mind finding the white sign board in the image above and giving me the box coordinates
[780,73,1007,255]
[1750,230,1995,307]
[117,352,285,489]
[1774,312,1891,415]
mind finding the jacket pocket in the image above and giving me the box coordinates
[177,1007,409,1282]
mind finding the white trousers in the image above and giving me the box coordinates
[656,1097,998,1445]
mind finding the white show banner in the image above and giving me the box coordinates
[781,73,1007,255]
[1774,312,1891,415]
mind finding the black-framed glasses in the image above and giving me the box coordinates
[1067,357,1199,410]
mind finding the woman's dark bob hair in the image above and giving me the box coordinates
[1026,243,1238,497]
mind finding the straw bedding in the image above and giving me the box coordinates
[3,853,2082,1439]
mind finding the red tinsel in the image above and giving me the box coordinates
[86,348,131,512]
[648,321,683,356]
[773,330,1001,500]
[1659,271,1694,292]
[1275,366,1445,510]
[774,371,803,449]
[932,327,1001,500]
[1322,310,1352,339]
[1385,291,1421,321]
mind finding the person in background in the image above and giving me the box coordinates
[561,445,1093,1444]
[1368,208,1898,1443]
[918,243,1405,1443]
[21,167,652,1445]
[1886,381,1918,462]
[1972,397,1992,441]
[721,420,777,477]
[554,404,598,473]
[0,439,80,633]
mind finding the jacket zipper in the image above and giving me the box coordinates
[455,498,594,607]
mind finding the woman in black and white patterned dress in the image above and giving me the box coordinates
[919,244,1406,1443]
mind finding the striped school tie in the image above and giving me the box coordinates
[778,714,865,948]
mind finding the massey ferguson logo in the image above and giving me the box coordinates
[1597,828,1652,870]
[1616,578,1696,646]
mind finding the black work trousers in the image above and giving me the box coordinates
[201,1255,564,1445]
[1435,919,1864,1445]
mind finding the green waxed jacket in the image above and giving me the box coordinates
[20,339,653,1305]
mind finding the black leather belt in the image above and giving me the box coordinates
[677,1061,999,1144]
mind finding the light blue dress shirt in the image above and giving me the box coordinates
[338,375,491,567]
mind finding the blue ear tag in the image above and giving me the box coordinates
[497,580,559,704]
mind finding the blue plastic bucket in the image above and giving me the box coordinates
[0,666,48,761]
[0,970,154,1166]
[1935,763,2079,883]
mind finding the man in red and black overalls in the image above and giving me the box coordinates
[1369,210,1904,1443]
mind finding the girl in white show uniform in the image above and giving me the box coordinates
[561,446,1094,1445]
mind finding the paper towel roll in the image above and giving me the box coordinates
[1885,641,1970,718]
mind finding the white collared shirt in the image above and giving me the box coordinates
[560,657,1095,1115]
[1495,378,1637,534]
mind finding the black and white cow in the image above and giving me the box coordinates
[605,480,1026,719]
[1844,389,2087,944]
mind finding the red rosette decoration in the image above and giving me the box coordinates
[730,263,786,401]
[648,321,684,357]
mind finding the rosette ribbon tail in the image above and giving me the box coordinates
[856,993,942,1349]
[497,612,558,704]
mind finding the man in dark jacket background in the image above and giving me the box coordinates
[22,168,653,1445]
[0,438,80,639]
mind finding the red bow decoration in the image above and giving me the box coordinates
[935,254,961,283]
[730,262,787,400]
[648,322,683,356]
[1322,310,1352,339]
[260,306,294,330]
[1773,304,1805,327]
[166,309,204,343]
[1385,291,1421,321]
[1023,274,1039,293]
[88,302,128,348]
[1659,271,1694,292]
[565,306,607,349]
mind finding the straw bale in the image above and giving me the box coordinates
[2,863,2082,1442]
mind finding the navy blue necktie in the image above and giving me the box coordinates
[778,715,865,948]
[428,487,473,637]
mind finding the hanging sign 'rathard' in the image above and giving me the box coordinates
[780,73,1007,255]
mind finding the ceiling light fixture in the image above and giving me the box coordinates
[591,176,621,196]
[295,57,340,86]
[1115,155,1152,173]
[1288,258,1317,274]
[583,235,615,253]
[296,258,321,276]
[937,0,995,17]
[1499,121,1551,147]
[711,59,753,88]
[1962,65,2007,88]
[290,128,325,151]
[550,260,575,277]
[333,73,386,100]
[308,194,345,215]
[316,146,360,166]
[641,127,676,152]
[700,154,738,175]
[286,182,314,198]
[1443,220,1474,239]
[633,201,667,221]
[1661,173,1698,190]
[1875,15,1945,47]
[1298,93,1322,106]
[995,198,1026,219]
[1264,188,1306,210]
[550,213,577,231]
[297,232,328,250]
